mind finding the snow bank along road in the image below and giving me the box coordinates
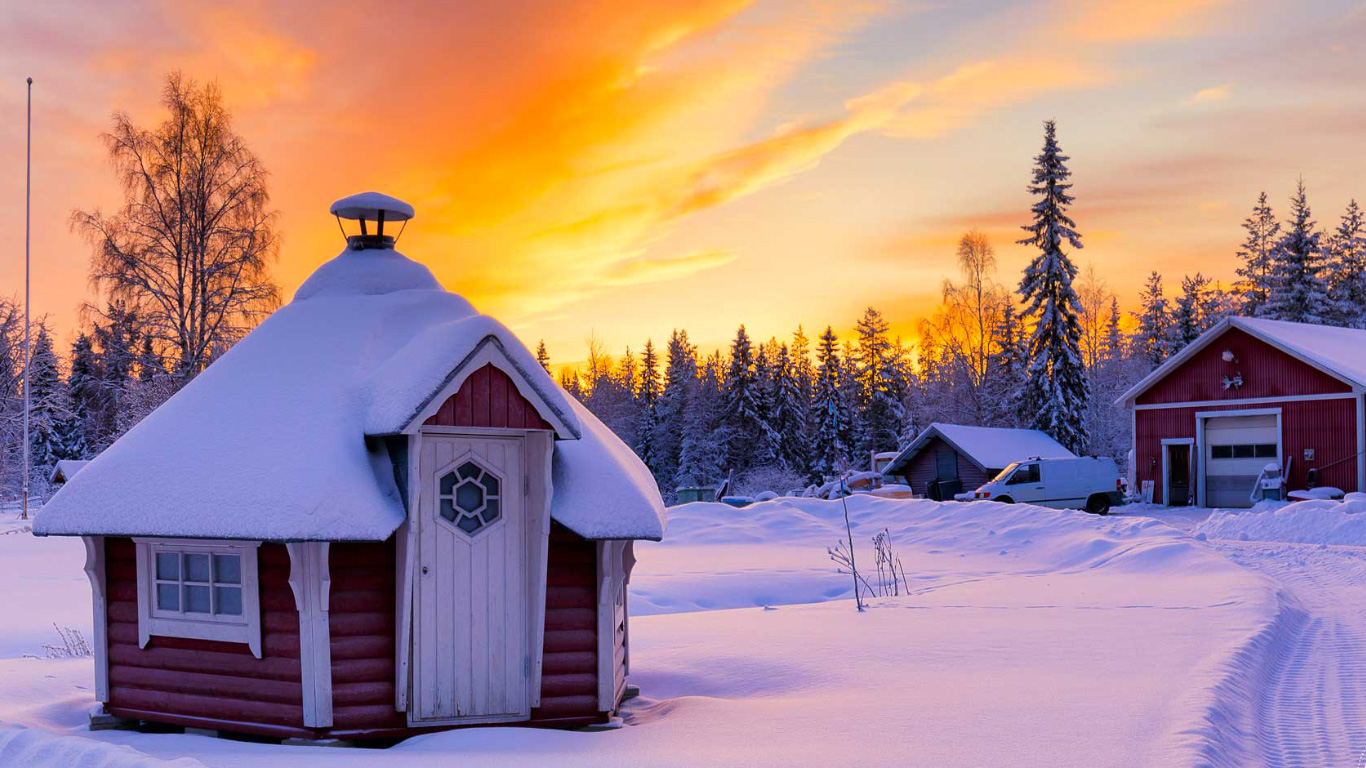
[0,498,1353,766]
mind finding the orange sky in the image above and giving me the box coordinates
[1,0,1364,364]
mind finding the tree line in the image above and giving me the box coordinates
[555,126,1366,501]
[4,87,1363,505]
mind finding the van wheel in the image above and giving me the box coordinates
[1086,494,1111,515]
[995,496,1014,505]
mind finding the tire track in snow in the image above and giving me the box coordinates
[1213,542,1366,767]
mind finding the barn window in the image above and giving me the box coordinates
[437,460,503,536]
[134,539,263,658]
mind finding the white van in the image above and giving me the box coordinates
[972,457,1124,514]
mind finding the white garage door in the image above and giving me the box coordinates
[1204,414,1279,508]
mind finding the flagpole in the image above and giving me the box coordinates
[21,77,31,521]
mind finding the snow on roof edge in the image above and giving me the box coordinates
[886,423,1074,475]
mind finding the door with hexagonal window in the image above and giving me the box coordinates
[414,434,529,723]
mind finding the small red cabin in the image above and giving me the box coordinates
[1117,316,1366,508]
[35,193,665,741]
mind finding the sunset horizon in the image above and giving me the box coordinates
[4,0,1364,362]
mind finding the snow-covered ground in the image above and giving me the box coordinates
[1,497,1363,766]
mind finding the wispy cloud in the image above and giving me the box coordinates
[603,249,738,287]
[1187,83,1233,104]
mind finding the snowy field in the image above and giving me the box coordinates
[1,497,1363,766]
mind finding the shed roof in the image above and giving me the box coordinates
[1115,316,1366,406]
[885,423,1075,476]
[35,248,665,542]
[48,459,90,484]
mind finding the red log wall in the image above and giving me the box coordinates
[424,363,554,431]
[531,523,604,726]
[1134,398,1360,504]
[104,527,609,740]
[105,538,306,737]
[1136,328,1350,406]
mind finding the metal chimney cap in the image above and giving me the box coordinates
[329,191,415,222]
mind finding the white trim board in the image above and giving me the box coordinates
[1159,439,1194,507]
[82,536,108,703]
[287,542,333,729]
[1134,392,1357,411]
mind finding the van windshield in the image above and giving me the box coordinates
[991,463,1019,483]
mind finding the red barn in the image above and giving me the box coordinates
[35,193,666,741]
[1117,316,1366,508]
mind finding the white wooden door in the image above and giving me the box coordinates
[415,434,529,723]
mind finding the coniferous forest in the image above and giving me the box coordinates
[2,115,1364,503]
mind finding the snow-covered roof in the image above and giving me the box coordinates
[35,246,665,542]
[48,460,89,484]
[1116,316,1366,405]
[885,423,1076,475]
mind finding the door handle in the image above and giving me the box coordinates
[422,565,429,575]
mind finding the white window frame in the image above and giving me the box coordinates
[133,538,263,658]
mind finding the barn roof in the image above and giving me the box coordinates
[35,247,666,543]
[885,423,1076,476]
[1115,316,1366,406]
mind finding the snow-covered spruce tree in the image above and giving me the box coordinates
[719,325,775,473]
[676,351,725,489]
[1172,273,1214,351]
[770,343,809,472]
[851,308,907,458]
[656,330,698,497]
[535,340,550,372]
[634,340,662,476]
[753,339,780,465]
[986,301,1027,428]
[1235,192,1279,317]
[1016,119,1089,454]
[89,301,143,450]
[1132,271,1173,367]
[811,326,851,480]
[1264,180,1330,324]
[790,326,816,476]
[66,333,100,456]
[1325,200,1366,328]
[26,326,64,475]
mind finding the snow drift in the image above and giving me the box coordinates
[1197,498,1366,545]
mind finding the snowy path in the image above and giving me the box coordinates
[1211,541,1366,768]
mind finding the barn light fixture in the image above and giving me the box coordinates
[330,191,415,250]
[1221,349,1238,363]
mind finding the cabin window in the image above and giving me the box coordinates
[437,460,503,536]
[134,539,263,658]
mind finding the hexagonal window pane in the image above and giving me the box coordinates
[440,498,458,522]
[481,498,501,524]
[457,462,482,481]
[457,514,483,534]
[456,481,484,514]
[483,475,500,497]
[440,472,458,495]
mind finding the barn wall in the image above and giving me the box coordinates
[531,523,604,726]
[425,363,554,431]
[1134,397,1359,504]
[901,436,991,495]
[1136,328,1351,406]
[104,538,305,737]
